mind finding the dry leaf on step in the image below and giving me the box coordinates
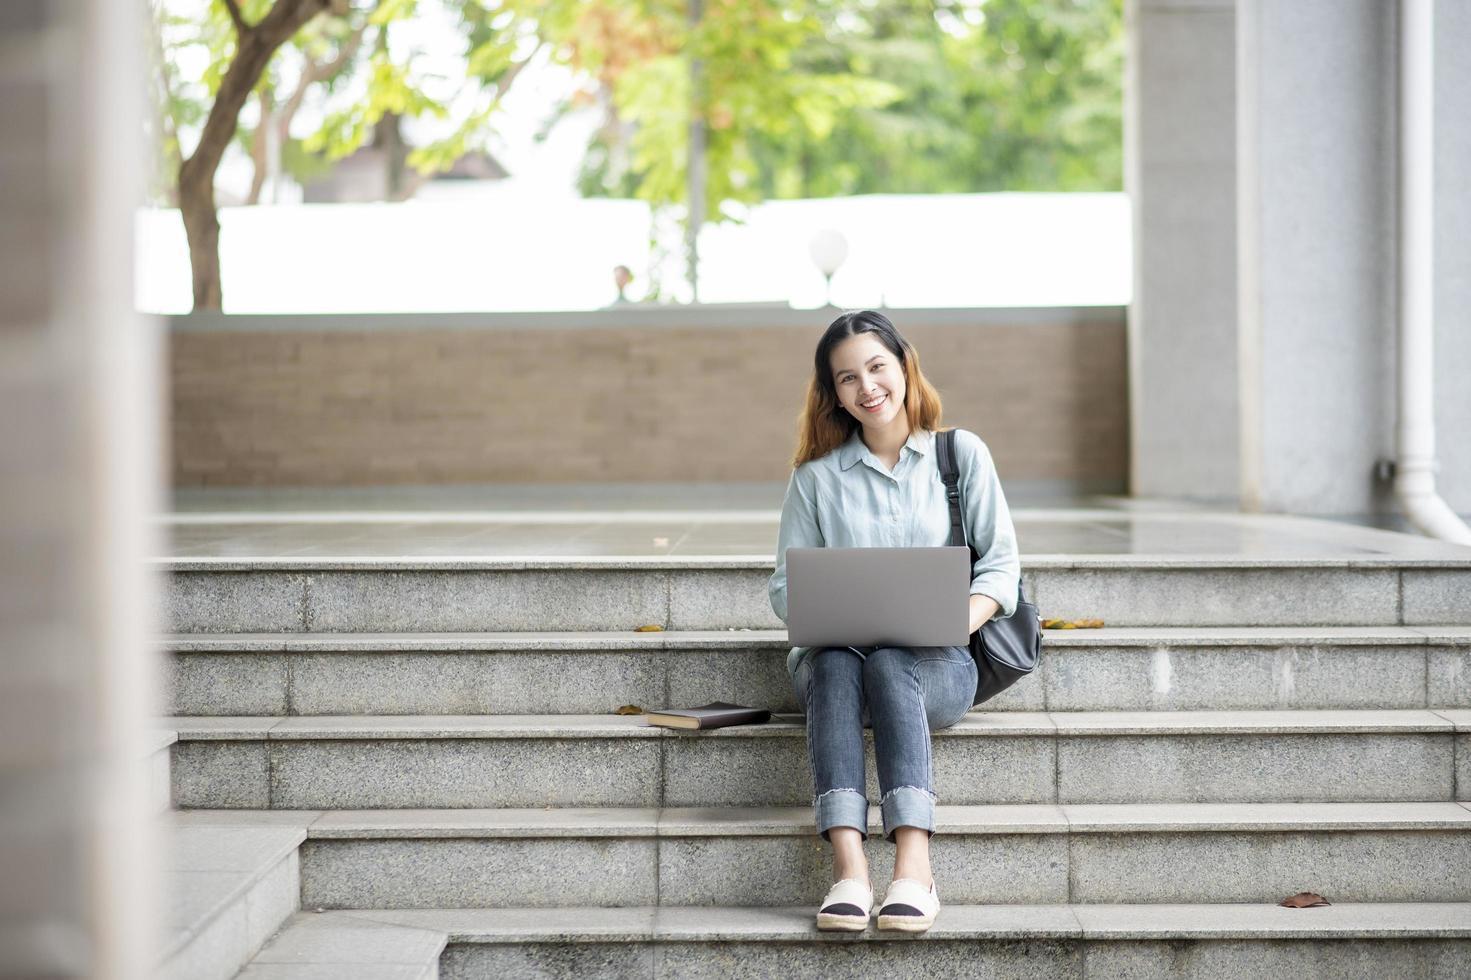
[1278,892,1330,908]
[635,624,664,632]
[614,704,644,715]
[1041,618,1105,629]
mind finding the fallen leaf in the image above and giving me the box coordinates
[1042,618,1105,629]
[614,704,644,715]
[635,624,664,632]
[1278,892,1331,908]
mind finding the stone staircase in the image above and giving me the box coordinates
[152,547,1471,978]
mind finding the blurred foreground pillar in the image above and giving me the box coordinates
[1,0,163,978]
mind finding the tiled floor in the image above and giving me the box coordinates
[158,485,1471,561]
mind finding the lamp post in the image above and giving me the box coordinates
[809,229,848,307]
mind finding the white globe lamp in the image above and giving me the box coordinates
[808,229,849,307]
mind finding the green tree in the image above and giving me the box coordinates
[151,0,535,310]
[153,0,898,308]
[577,0,1123,201]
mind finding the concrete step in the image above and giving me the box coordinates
[163,709,1471,809]
[242,904,1471,979]
[157,555,1471,633]
[190,801,1471,909]
[148,728,177,813]
[156,814,304,980]
[160,626,1471,716]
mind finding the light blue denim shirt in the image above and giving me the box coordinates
[768,426,1021,679]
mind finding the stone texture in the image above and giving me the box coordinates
[1079,939,1471,979]
[656,832,1067,906]
[167,571,305,633]
[249,913,446,965]
[162,825,303,873]
[157,842,299,980]
[1044,644,1428,711]
[651,903,1084,940]
[359,905,657,940]
[660,732,1056,807]
[1072,901,1471,938]
[287,650,665,715]
[1028,567,1400,627]
[1402,570,1471,625]
[165,652,288,715]
[1060,801,1471,833]
[244,852,301,963]
[301,837,657,909]
[669,569,781,630]
[1057,733,1453,804]
[238,965,433,980]
[157,881,251,980]
[172,741,270,809]
[664,647,797,713]
[266,739,661,809]
[150,745,173,813]
[1458,735,1469,801]
[1048,709,1449,736]
[305,569,669,632]
[310,806,660,839]
[1428,646,1470,707]
[1070,830,1471,903]
[650,939,1082,979]
[439,941,654,980]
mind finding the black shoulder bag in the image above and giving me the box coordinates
[935,428,1042,706]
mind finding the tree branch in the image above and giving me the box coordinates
[183,0,331,182]
[280,17,369,137]
[222,0,248,36]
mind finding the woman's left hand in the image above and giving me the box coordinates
[967,593,1001,633]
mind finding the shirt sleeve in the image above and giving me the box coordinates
[769,464,824,624]
[956,429,1021,620]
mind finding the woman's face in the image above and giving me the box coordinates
[829,332,907,433]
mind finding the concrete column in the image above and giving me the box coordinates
[1125,0,1239,503]
[1236,0,1398,515]
[1435,1,1471,513]
[0,1,161,977]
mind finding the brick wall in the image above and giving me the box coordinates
[170,309,1128,486]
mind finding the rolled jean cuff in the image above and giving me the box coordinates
[880,785,937,842]
[814,787,869,841]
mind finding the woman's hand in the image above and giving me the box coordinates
[967,593,1001,634]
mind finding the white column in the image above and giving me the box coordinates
[1125,0,1239,503]
[1235,0,1397,515]
[1434,0,1471,513]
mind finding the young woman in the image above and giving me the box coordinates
[768,309,1021,933]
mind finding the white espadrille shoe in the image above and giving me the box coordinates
[876,877,940,933]
[815,877,873,932]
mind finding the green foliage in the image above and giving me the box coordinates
[148,0,1122,302]
[148,0,535,202]
[577,0,1124,201]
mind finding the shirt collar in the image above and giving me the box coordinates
[837,427,933,471]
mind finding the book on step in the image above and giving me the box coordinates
[642,701,771,730]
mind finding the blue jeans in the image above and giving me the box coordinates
[791,644,977,844]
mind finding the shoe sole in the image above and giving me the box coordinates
[816,911,871,931]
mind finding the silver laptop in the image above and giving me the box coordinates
[786,546,972,647]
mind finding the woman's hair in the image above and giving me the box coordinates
[791,309,944,468]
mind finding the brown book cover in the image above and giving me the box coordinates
[642,701,772,730]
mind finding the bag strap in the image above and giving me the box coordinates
[935,429,972,555]
[936,427,1028,605]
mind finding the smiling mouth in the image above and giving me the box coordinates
[860,395,887,412]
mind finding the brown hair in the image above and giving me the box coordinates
[791,310,944,468]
